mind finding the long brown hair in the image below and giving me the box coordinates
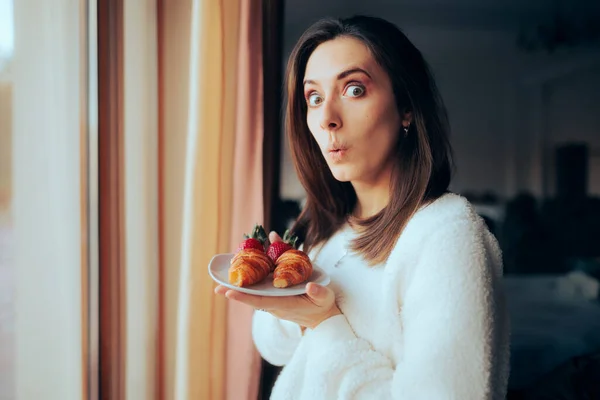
[287,16,454,265]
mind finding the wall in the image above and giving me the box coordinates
[545,67,600,196]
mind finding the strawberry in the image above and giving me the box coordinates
[237,224,269,253]
[267,229,298,263]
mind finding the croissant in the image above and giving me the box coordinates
[273,249,313,288]
[228,249,274,287]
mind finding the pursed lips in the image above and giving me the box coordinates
[327,142,348,152]
[327,144,349,161]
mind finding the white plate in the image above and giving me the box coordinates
[208,253,330,297]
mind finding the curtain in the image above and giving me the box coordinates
[12,1,85,398]
[173,0,237,398]
[226,0,264,398]
[173,0,263,399]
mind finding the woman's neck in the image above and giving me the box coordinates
[351,167,392,219]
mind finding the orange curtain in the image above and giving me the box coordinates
[173,0,239,398]
[226,0,264,398]
[170,0,263,399]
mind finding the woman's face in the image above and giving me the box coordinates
[303,36,406,184]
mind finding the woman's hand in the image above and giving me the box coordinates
[214,231,341,330]
[214,282,341,329]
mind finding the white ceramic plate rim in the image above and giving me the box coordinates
[208,253,330,297]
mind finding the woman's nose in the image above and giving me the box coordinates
[319,101,342,131]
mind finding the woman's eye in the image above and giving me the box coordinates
[308,93,323,107]
[345,85,365,98]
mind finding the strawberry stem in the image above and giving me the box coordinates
[245,223,268,245]
[282,229,299,248]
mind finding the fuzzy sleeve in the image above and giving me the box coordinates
[297,219,509,400]
[252,310,304,367]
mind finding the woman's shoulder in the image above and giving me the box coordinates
[409,192,484,235]
[391,192,491,257]
[387,192,503,279]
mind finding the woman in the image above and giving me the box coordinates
[215,15,510,399]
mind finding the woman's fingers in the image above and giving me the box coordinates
[214,285,228,295]
[269,231,282,243]
[223,289,303,310]
[305,283,335,306]
[225,290,269,310]
[215,285,313,314]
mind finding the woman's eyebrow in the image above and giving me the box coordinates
[303,67,372,86]
[336,67,371,81]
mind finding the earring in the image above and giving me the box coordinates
[403,124,410,136]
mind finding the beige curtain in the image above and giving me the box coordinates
[173,0,237,398]
[172,0,263,399]
[226,0,264,398]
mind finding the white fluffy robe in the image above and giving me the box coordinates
[252,193,510,400]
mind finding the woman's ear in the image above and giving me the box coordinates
[402,109,413,128]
